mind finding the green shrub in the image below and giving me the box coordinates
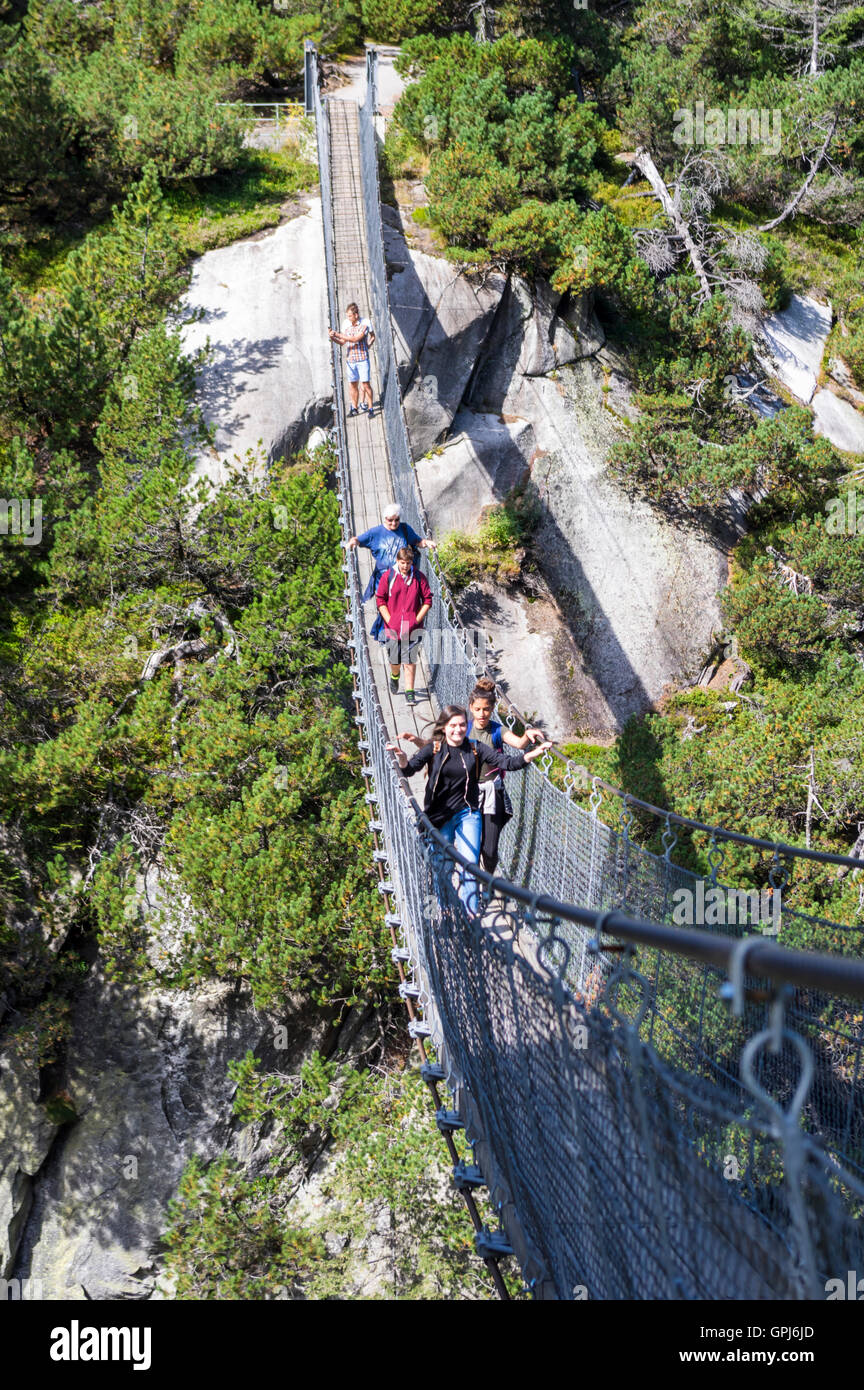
[438,485,540,589]
[362,0,465,41]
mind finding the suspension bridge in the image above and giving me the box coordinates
[304,45,864,1300]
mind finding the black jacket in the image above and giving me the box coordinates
[403,739,527,828]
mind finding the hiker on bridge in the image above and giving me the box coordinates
[376,546,432,706]
[467,677,546,874]
[347,501,436,608]
[388,707,551,916]
[329,302,376,417]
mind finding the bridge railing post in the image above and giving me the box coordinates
[304,41,317,116]
[366,45,378,116]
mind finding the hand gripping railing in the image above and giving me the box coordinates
[308,44,864,1299]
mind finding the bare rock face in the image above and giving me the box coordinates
[757,293,832,405]
[418,350,728,738]
[514,364,727,737]
[467,277,600,415]
[416,410,533,534]
[0,1049,59,1280]
[463,276,577,417]
[382,205,604,458]
[456,579,592,741]
[558,290,606,359]
[812,388,864,454]
[180,199,334,487]
[383,213,506,456]
[9,965,334,1299]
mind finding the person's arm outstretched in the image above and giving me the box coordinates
[347,527,374,550]
[387,740,432,774]
[398,730,427,748]
[476,741,552,774]
[405,523,437,553]
[502,725,546,749]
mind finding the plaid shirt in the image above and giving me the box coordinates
[342,317,372,363]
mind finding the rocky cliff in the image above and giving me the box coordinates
[383,202,728,739]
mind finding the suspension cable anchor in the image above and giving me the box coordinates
[475,1229,513,1260]
[390,946,410,963]
[408,1020,431,1039]
[435,1108,465,1134]
[398,981,420,1000]
[420,1061,445,1082]
[453,1161,485,1192]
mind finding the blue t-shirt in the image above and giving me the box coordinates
[357,522,422,576]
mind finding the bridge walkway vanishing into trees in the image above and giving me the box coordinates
[307,45,864,1300]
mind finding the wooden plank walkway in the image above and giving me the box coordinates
[327,100,436,750]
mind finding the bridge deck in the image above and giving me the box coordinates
[328,101,435,748]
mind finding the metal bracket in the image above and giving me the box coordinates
[420,1061,445,1082]
[408,1020,431,1039]
[475,1228,513,1260]
[435,1108,465,1134]
[453,1161,485,1192]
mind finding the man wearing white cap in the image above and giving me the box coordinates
[347,503,436,604]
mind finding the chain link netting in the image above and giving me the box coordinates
[309,51,864,1298]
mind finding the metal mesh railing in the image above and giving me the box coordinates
[309,46,864,1298]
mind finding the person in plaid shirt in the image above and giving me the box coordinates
[329,302,375,417]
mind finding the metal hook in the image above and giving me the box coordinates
[722,934,768,1016]
[587,908,627,956]
[741,1027,815,1129]
[768,983,794,1056]
[661,814,678,861]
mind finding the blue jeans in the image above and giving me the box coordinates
[439,808,482,917]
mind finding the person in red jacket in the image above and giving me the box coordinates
[376,546,432,705]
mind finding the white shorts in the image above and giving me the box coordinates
[348,359,370,383]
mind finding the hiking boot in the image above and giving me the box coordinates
[405,689,416,706]
[348,406,358,417]
[389,672,399,694]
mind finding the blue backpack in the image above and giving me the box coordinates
[467,718,504,773]
[467,718,503,749]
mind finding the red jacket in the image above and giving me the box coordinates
[376,566,432,636]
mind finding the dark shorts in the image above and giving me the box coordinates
[386,630,424,665]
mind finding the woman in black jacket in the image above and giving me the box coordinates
[388,705,550,915]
